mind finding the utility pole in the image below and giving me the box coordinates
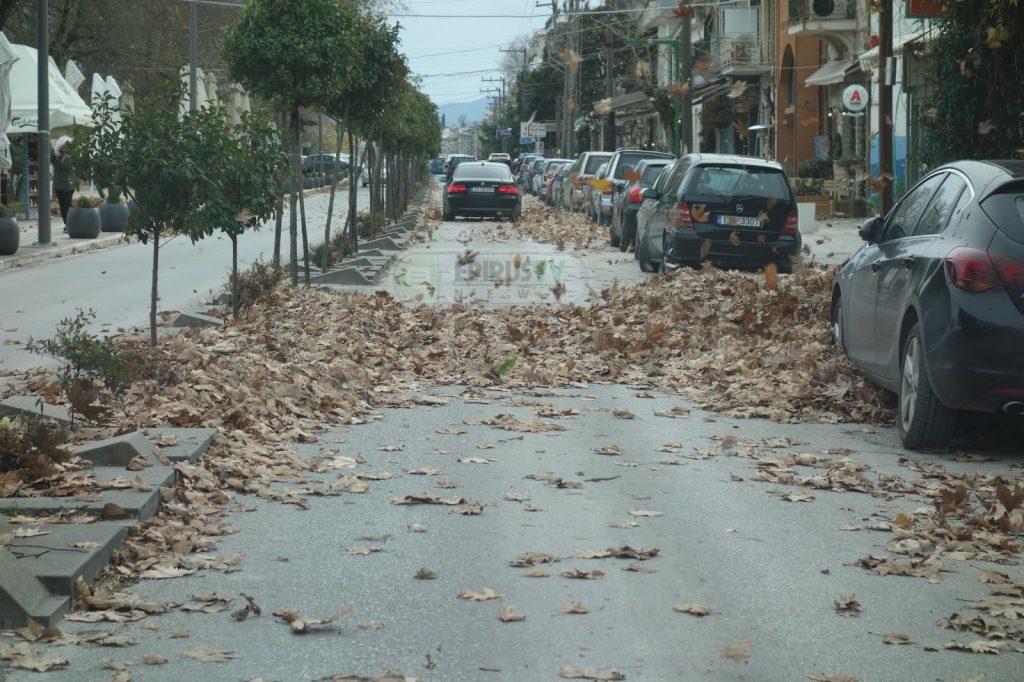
[604,23,615,152]
[680,8,693,154]
[879,0,894,214]
[36,0,50,245]
[188,0,198,112]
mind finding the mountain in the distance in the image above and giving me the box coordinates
[437,97,489,124]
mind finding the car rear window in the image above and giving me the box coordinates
[641,163,669,186]
[584,154,611,174]
[981,182,1024,242]
[614,153,671,180]
[684,165,791,201]
[454,163,513,181]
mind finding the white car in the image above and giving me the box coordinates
[360,163,388,187]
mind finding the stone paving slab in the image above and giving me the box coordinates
[359,236,406,251]
[73,431,157,467]
[170,310,225,328]
[142,427,216,464]
[0,396,73,424]
[0,487,163,523]
[311,267,375,286]
[0,521,129,596]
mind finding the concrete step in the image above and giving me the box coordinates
[359,236,406,252]
[310,267,375,286]
[0,521,129,596]
[0,549,70,628]
[142,427,216,464]
[0,396,73,425]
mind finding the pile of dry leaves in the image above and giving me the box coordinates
[483,198,607,251]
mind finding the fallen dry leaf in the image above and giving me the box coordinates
[721,640,752,663]
[458,587,502,601]
[499,605,526,623]
[181,645,236,662]
[273,606,352,634]
[559,600,589,614]
[673,603,711,616]
[559,667,625,680]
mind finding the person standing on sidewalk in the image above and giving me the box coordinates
[51,136,75,229]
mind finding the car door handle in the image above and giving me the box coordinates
[903,257,916,269]
[870,262,882,273]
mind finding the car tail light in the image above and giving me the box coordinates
[991,252,1024,312]
[448,183,467,194]
[782,210,798,235]
[945,247,1002,292]
[668,201,694,229]
[497,184,518,195]
[627,187,644,203]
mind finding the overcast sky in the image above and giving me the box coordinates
[387,0,551,106]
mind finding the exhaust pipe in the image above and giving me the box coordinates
[1002,401,1024,416]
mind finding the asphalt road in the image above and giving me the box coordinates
[0,186,369,374]
[10,384,1021,681]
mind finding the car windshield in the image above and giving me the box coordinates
[454,163,513,181]
[584,154,610,174]
[685,165,791,201]
[641,163,669,186]
[614,153,671,180]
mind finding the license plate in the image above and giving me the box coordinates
[470,187,494,194]
[718,215,760,227]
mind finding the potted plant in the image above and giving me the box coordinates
[792,176,829,222]
[99,188,130,232]
[0,203,19,255]
[66,196,101,239]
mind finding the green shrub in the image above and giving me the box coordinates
[792,177,825,196]
[796,159,829,179]
[74,195,99,209]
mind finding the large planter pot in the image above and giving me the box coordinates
[0,216,19,255]
[795,195,829,220]
[66,207,101,239]
[99,203,130,232]
[302,177,315,190]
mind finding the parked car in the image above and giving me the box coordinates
[550,162,574,209]
[612,158,674,251]
[429,158,444,175]
[544,161,572,205]
[512,152,541,177]
[831,159,1024,449]
[442,161,521,221]
[561,151,612,212]
[302,153,348,175]
[598,150,676,235]
[635,164,675,271]
[585,162,609,222]
[639,153,800,273]
[535,158,571,199]
[525,157,548,195]
[445,154,476,183]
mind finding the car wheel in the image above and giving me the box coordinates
[608,221,620,247]
[830,294,846,355]
[443,209,455,220]
[897,324,956,450]
[636,232,655,273]
[620,221,635,253]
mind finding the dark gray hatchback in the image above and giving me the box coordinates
[832,160,1024,450]
[638,154,800,273]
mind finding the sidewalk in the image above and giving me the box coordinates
[0,219,132,272]
[802,216,864,265]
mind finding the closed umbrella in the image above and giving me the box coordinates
[178,65,208,116]
[7,44,92,133]
[65,59,85,93]
[104,75,123,124]
[204,71,219,108]
[0,32,17,173]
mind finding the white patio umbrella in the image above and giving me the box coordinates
[6,43,92,133]
[64,59,85,93]
[90,72,121,125]
[225,83,248,125]
[0,32,18,173]
[203,71,219,108]
[178,65,208,116]
[120,81,135,112]
[104,75,123,124]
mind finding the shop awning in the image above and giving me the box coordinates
[804,58,858,87]
[858,28,929,71]
[6,42,93,133]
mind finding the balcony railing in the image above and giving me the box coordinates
[718,33,767,74]
[788,0,856,24]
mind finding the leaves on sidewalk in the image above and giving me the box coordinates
[273,606,352,634]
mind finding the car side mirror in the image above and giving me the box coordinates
[643,188,659,200]
[859,216,882,243]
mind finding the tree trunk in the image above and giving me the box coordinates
[149,226,160,347]
[231,233,239,320]
[273,111,285,269]
[289,106,300,285]
[322,120,345,272]
[298,177,311,284]
[348,134,360,251]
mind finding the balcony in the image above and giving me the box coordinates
[788,0,857,36]
[718,34,770,77]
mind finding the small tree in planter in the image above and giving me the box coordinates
[0,202,19,255]
[195,108,287,319]
[72,85,216,346]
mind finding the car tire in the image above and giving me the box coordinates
[608,222,620,248]
[897,324,957,450]
[636,232,655,273]
[620,221,635,253]
[830,294,846,355]
[443,209,455,221]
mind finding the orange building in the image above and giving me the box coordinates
[775,1,824,175]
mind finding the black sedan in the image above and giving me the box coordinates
[832,160,1024,449]
[640,154,801,273]
[442,161,521,221]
